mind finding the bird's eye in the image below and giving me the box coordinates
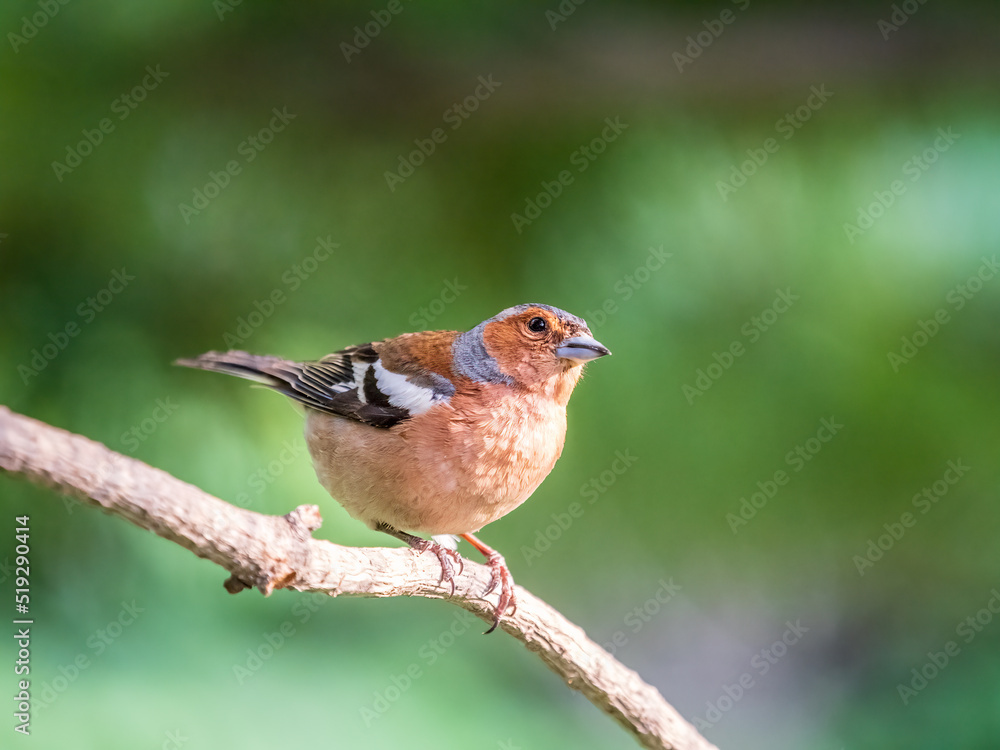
[527,316,547,333]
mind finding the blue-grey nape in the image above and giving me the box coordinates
[453,319,514,385]
[451,304,589,385]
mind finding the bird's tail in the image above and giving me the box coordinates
[174,350,295,388]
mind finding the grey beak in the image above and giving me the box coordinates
[556,334,611,362]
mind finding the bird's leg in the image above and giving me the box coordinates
[374,523,463,595]
[460,533,516,634]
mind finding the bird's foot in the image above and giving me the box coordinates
[481,552,516,634]
[460,533,517,634]
[374,523,464,595]
[410,538,464,595]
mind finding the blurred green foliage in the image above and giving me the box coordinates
[2,2,1000,749]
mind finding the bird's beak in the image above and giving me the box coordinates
[556,334,611,362]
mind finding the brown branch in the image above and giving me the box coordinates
[0,405,717,750]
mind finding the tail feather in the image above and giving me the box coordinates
[174,351,291,389]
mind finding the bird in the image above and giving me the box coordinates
[176,303,610,632]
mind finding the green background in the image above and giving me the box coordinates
[2,2,999,748]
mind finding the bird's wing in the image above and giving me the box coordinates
[176,340,454,428]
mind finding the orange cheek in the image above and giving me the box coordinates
[482,317,572,385]
[482,322,530,375]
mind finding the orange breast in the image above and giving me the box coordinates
[304,390,568,535]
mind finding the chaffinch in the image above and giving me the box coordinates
[177,303,610,632]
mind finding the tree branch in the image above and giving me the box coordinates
[0,405,717,750]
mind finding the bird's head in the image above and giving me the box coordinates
[452,303,610,402]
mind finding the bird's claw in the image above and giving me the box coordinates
[482,551,516,634]
[413,540,464,595]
